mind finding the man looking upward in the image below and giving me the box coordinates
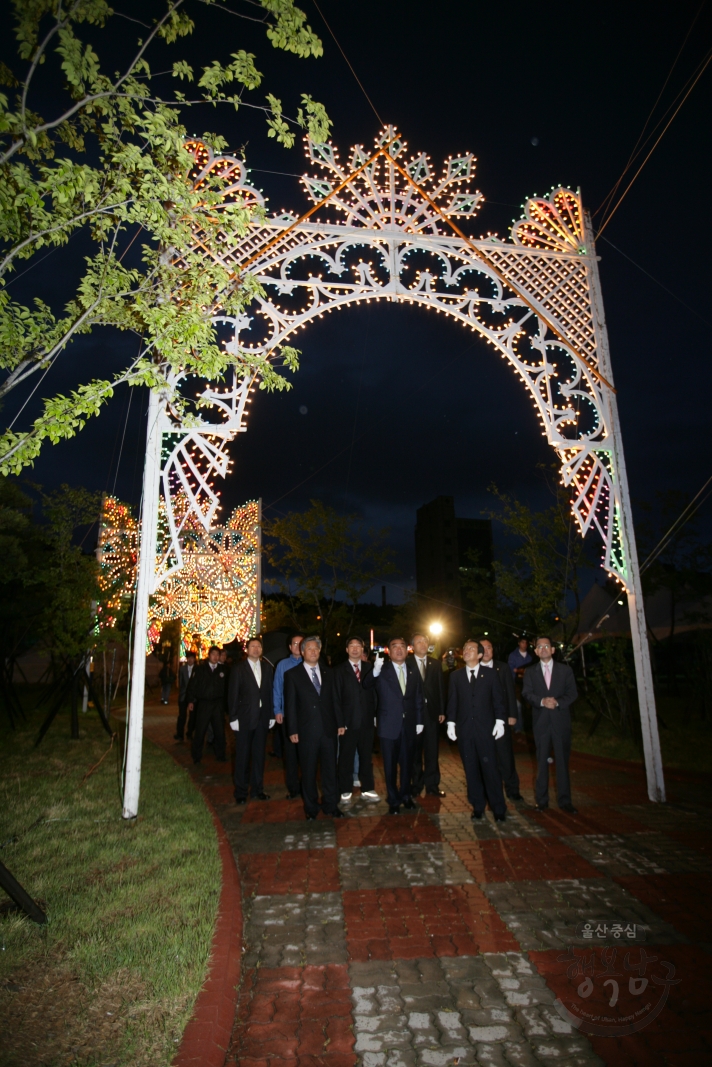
[523,637,578,814]
[409,633,445,797]
[446,639,507,822]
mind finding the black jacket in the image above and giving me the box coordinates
[363,659,423,741]
[483,659,517,720]
[284,662,342,741]
[522,660,578,715]
[333,659,376,730]
[408,654,444,722]
[446,665,506,740]
[186,661,227,706]
[227,657,274,732]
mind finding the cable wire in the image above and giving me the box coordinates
[601,236,712,329]
[639,472,712,573]
[311,0,384,127]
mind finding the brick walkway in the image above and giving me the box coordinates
[144,705,712,1067]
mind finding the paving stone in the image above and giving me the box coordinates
[242,891,347,968]
[563,831,712,876]
[336,813,443,848]
[476,837,601,883]
[239,848,340,895]
[431,810,549,842]
[225,818,337,853]
[613,871,712,944]
[482,878,686,951]
[348,953,604,1067]
[339,842,474,890]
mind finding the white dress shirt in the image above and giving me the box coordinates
[468,664,480,681]
[305,661,322,685]
[248,656,262,705]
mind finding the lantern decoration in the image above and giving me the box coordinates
[97,496,139,629]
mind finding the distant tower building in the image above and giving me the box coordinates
[414,496,493,632]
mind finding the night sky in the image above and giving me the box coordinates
[4,0,711,602]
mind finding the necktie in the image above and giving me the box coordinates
[354,664,361,682]
[311,667,321,694]
[418,658,425,681]
[398,664,406,695]
[469,668,477,685]
[544,663,551,690]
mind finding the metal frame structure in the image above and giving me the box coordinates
[122,128,664,818]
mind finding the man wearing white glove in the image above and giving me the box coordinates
[363,637,424,814]
[228,637,275,805]
[446,639,507,822]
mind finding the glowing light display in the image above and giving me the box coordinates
[97,496,139,629]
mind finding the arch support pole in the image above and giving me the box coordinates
[585,217,665,802]
[123,387,165,819]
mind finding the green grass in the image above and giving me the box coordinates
[569,691,712,774]
[0,697,221,1067]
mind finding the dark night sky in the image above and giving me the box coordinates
[4,0,712,602]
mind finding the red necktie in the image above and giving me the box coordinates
[354,664,361,682]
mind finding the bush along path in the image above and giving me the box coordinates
[145,698,712,1067]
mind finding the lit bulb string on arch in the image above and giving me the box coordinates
[96,496,139,630]
[179,127,628,587]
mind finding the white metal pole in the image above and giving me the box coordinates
[123,387,165,819]
[585,214,665,802]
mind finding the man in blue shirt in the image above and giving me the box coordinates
[272,633,303,799]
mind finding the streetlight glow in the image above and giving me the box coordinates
[429,622,443,636]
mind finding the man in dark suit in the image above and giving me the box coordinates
[446,639,507,821]
[187,645,228,764]
[479,638,524,802]
[284,635,345,820]
[409,633,446,797]
[523,636,579,813]
[363,637,424,814]
[228,637,275,804]
[333,636,380,804]
[174,650,197,741]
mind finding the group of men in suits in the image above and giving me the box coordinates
[175,628,579,823]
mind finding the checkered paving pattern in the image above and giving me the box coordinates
[141,705,711,1065]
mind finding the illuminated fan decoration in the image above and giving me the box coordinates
[151,496,260,646]
[97,496,139,628]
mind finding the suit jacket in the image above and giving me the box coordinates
[363,659,423,741]
[483,659,517,720]
[186,661,227,707]
[179,662,195,702]
[284,662,342,742]
[522,659,578,715]
[446,665,506,740]
[333,659,376,730]
[228,657,274,732]
[408,654,444,722]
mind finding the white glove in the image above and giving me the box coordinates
[269,719,275,729]
[229,720,239,732]
[492,719,505,740]
[372,653,384,677]
[447,722,457,742]
[416,724,424,735]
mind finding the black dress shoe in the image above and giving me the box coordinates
[494,813,507,822]
[234,797,247,805]
[254,792,271,801]
[560,803,578,814]
[388,805,401,815]
[173,734,183,741]
[306,813,317,820]
[535,803,549,812]
[508,793,524,802]
[328,809,345,818]
[426,788,447,797]
[402,799,417,810]
[471,810,484,820]
[286,791,301,800]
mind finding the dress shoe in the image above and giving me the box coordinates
[426,788,447,797]
[494,813,507,823]
[508,793,524,802]
[388,805,401,815]
[329,809,345,818]
[173,734,183,741]
[306,813,317,821]
[535,803,549,812]
[286,791,301,800]
[234,797,247,805]
[254,792,271,801]
[471,810,484,820]
[402,799,417,810]
[560,803,578,814]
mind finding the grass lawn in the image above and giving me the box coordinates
[0,697,221,1067]
[569,691,712,774]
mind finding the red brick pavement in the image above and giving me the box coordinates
[343,884,519,959]
[141,699,711,1067]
